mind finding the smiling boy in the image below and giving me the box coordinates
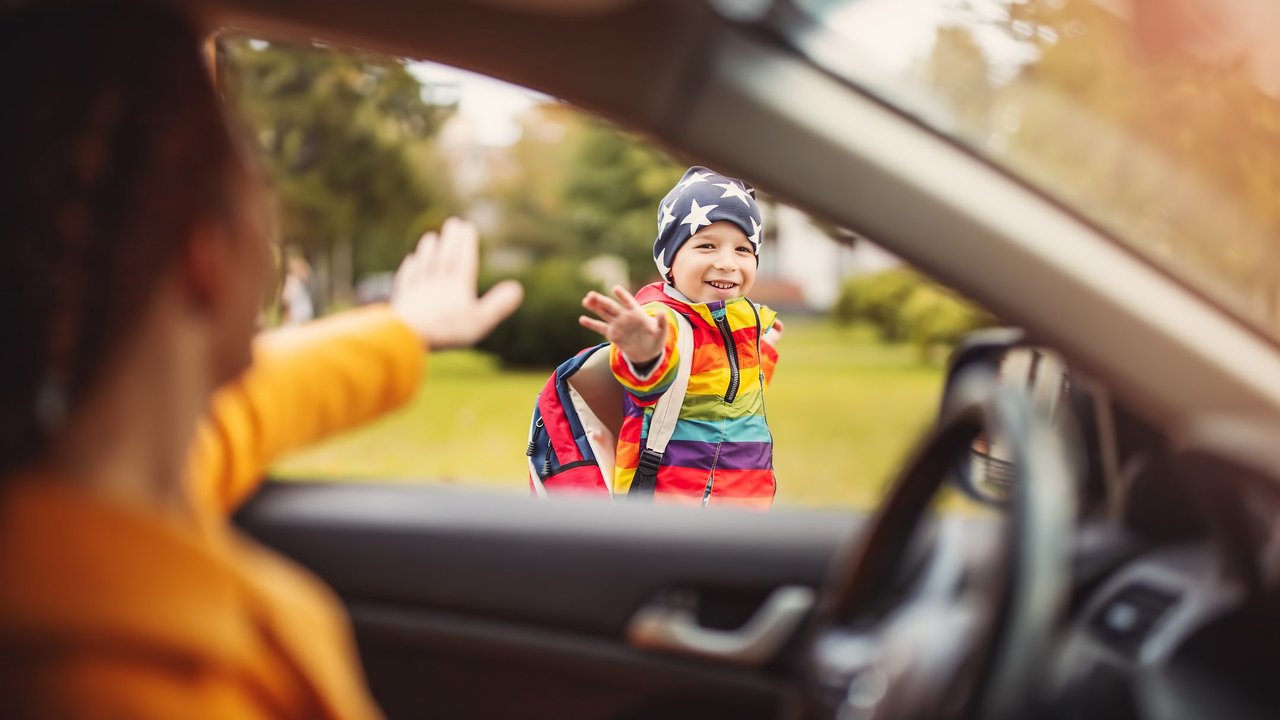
[580,166,781,507]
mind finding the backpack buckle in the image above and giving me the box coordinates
[637,448,663,475]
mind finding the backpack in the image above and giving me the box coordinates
[526,312,694,500]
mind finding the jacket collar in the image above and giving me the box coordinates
[638,282,749,329]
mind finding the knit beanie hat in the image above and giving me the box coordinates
[653,166,763,280]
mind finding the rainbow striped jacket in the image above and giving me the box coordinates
[609,282,780,507]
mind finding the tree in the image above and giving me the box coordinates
[218,38,461,305]
[489,106,684,283]
[557,118,685,282]
[927,1,1280,332]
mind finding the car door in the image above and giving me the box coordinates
[235,483,863,719]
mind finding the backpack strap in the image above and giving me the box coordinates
[628,311,694,500]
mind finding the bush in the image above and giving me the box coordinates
[833,268,996,353]
[479,260,602,368]
[832,269,924,341]
[898,283,993,351]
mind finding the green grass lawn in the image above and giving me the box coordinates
[272,321,945,510]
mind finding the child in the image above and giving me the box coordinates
[580,166,782,507]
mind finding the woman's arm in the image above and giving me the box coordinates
[185,218,522,518]
[185,305,423,515]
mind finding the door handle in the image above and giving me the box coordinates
[626,585,815,666]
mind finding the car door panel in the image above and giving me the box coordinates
[235,482,863,718]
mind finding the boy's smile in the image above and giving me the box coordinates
[669,221,757,303]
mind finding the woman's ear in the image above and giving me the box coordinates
[180,218,232,313]
[178,208,268,385]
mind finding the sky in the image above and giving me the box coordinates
[818,0,1037,82]
[407,61,550,147]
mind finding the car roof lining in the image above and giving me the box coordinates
[200,0,706,142]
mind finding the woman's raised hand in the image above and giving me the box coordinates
[390,217,524,350]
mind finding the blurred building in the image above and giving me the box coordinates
[759,204,899,314]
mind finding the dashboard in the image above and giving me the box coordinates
[1047,440,1280,720]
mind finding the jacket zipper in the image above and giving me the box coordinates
[715,313,741,403]
[706,311,740,506]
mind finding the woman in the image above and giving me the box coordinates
[0,2,522,717]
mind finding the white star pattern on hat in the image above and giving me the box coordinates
[715,181,752,206]
[658,202,677,233]
[679,171,710,190]
[748,217,762,247]
[681,199,717,235]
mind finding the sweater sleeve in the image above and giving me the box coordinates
[609,303,681,408]
[185,305,424,516]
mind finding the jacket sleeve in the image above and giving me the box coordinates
[609,303,681,408]
[185,305,424,516]
[757,306,780,388]
[761,340,780,388]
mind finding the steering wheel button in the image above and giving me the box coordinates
[1104,602,1140,633]
[1090,584,1180,655]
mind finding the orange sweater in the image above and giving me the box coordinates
[0,306,423,719]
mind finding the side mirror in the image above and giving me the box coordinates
[942,329,1069,506]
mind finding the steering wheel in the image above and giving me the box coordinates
[807,364,1080,720]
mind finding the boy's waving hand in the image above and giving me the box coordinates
[580,285,668,364]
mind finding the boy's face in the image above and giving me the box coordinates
[669,221,757,303]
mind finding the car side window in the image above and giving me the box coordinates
[216,36,995,511]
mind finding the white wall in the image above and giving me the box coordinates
[770,204,899,309]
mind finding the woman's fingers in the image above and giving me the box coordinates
[437,217,479,286]
[393,231,433,294]
[471,280,524,339]
[415,230,442,280]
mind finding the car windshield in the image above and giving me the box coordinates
[788,0,1280,342]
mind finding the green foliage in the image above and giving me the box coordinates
[217,37,461,300]
[478,260,601,368]
[560,121,685,278]
[927,1,1280,333]
[898,283,992,350]
[833,269,922,341]
[489,108,683,283]
[833,269,995,355]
